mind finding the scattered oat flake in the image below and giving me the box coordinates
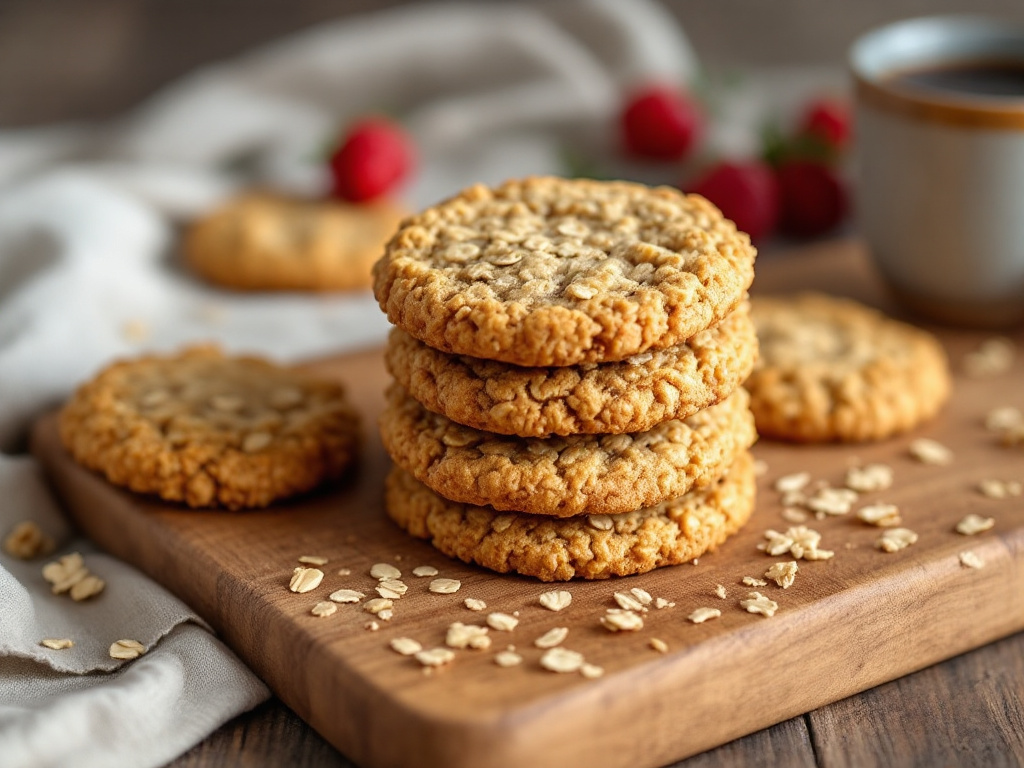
[297,555,328,566]
[415,648,455,667]
[649,638,668,653]
[429,578,461,594]
[761,526,830,561]
[845,464,894,493]
[629,588,653,606]
[978,479,1022,499]
[688,607,722,624]
[363,598,393,615]
[412,565,438,577]
[715,584,727,599]
[877,528,919,552]
[959,551,985,569]
[370,563,401,580]
[956,514,995,535]
[336,568,352,576]
[539,590,572,612]
[613,591,647,612]
[774,472,810,493]
[534,627,569,649]
[963,337,1015,377]
[3,521,55,560]
[781,507,809,523]
[739,592,778,618]
[311,601,337,618]
[42,552,83,585]
[540,647,585,673]
[580,663,605,679]
[495,650,523,668]
[487,612,519,632]
[654,597,674,609]
[985,406,1022,432]
[390,637,422,656]
[365,621,380,631]
[807,487,859,516]
[464,598,487,612]
[588,514,613,531]
[742,576,768,587]
[446,622,491,650]
[376,579,408,599]
[378,609,394,621]
[753,459,769,477]
[600,609,644,632]
[329,589,364,604]
[289,567,324,594]
[40,638,73,650]
[856,503,902,527]
[109,639,146,660]
[69,574,105,602]
[909,438,953,466]
[765,561,799,589]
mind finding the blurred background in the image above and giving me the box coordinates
[3,0,1024,126]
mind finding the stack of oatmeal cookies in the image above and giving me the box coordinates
[372,177,759,581]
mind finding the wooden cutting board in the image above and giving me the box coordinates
[31,240,1024,768]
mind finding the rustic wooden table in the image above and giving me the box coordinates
[164,242,1024,768]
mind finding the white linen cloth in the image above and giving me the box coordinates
[0,2,705,767]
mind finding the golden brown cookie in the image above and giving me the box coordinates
[185,192,406,291]
[373,176,756,367]
[385,301,757,437]
[385,451,756,581]
[747,293,951,442]
[379,382,756,517]
[60,346,361,509]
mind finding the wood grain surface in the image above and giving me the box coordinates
[31,241,1024,768]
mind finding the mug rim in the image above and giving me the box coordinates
[851,15,1024,129]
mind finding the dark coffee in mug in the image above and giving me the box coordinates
[886,59,1024,98]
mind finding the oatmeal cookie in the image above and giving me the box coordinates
[385,301,756,437]
[379,383,756,517]
[373,177,756,366]
[59,346,361,509]
[385,451,756,581]
[748,293,951,442]
[185,192,406,291]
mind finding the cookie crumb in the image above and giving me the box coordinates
[311,601,337,618]
[390,637,422,656]
[845,464,894,493]
[365,621,380,631]
[959,551,985,569]
[956,514,995,535]
[3,521,55,560]
[412,565,438,577]
[753,459,769,477]
[464,598,487,612]
[486,612,519,632]
[370,563,402,581]
[540,647,585,673]
[600,609,644,632]
[688,607,722,624]
[40,638,73,650]
[739,592,778,618]
[494,650,523,667]
[429,578,461,594]
[714,584,727,599]
[329,589,364,604]
[649,638,668,653]
[765,561,798,589]
[534,627,569,649]
[856,503,902,527]
[877,528,918,552]
[539,590,572,612]
[109,639,146,660]
[289,567,324,594]
[909,438,953,466]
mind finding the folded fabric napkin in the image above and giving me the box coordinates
[0,2,705,766]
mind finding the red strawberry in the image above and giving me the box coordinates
[776,160,848,237]
[799,98,851,152]
[329,117,415,202]
[621,85,702,161]
[687,161,779,241]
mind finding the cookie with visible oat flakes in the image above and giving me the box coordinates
[747,293,951,442]
[384,452,756,582]
[59,346,360,509]
[379,382,756,517]
[372,176,756,367]
[185,192,407,292]
[385,301,757,437]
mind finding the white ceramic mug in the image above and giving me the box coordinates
[851,16,1024,326]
